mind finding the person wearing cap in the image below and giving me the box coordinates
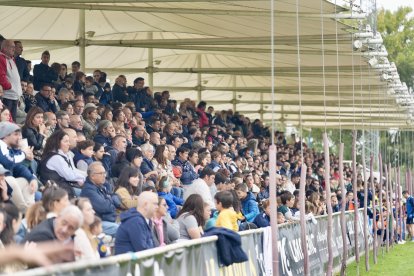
[0,121,38,212]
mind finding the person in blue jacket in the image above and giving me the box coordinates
[80,162,120,237]
[157,176,183,219]
[253,199,270,228]
[93,120,116,151]
[235,183,259,223]
[115,191,158,255]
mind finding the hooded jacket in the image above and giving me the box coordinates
[241,192,259,223]
[115,208,155,255]
[0,52,22,100]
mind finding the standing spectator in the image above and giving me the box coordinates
[13,41,29,81]
[196,101,209,128]
[35,83,58,113]
[0,39,22,121]
[403,191,414,242]
[112,75,128,103]
[115,191,158,254]
[80,162,119,237]
[33,50,57,91]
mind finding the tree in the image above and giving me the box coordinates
[377,7,414,90]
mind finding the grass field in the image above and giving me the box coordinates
[343,242,414,276]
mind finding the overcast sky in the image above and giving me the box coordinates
[376,0,413,12]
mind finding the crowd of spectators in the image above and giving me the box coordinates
[0,38,408,271]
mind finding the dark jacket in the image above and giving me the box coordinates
[111,158,129,178]
[253,212,270,228]
[33,63,57,91]
[22,126,45,151]
[80,178,117,222]
[112,83,129,103]
[15,55,30,81]
[24,217,57,243]
[171,157,198,185]
[73,149,94,168]
[93,133,112,151]
[203,227,248,267]
[241,192,260,223]
[115,208,155,255]
[35,93,57,113]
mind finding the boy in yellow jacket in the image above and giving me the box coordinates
[215,191,239,231]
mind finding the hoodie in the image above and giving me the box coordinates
[115,208,155,255]
[241,192,259,223]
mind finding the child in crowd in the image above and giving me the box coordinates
[157,176,183,219]
[277,191,299,221]
[214,191,238,231]
[90,216,111,258]
[74,140,95,172]
[235,183,259,223]
[253,199,270,228]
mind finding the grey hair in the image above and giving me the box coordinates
[140,143,154,153]
[59,205,84,228]
[87,161,104,177]
[97,120,112,133]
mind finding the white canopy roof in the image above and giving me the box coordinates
[0,0,410,129]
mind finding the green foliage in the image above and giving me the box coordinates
[377,7,414,89]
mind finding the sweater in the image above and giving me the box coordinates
[0,52,22,100]
[115,208,155,255]
[216,208,239,231]
[115,187,138,210]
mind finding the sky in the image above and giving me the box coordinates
[376,0,413,12]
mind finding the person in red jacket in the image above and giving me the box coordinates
[197,101,209,128]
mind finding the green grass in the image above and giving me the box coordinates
[342,242,414,276]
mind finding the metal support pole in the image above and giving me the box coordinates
[147,32,154,89]
[232,75,237,112]
[197,54,202,101]
[78,9,86,72]
[260,93,264,121]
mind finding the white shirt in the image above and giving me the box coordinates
[183,178,215,209]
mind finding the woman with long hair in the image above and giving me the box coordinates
[112,109,127,133]
[176,194,206,240]
[115,166,141,210]
[42,184,70,218]
[60,102,74,115]
[112,147,143,179]
[22,107,48,159]
[152,145,180,186]
[0,203,21,246]
[73,198,99,260]
[39,130,86,198]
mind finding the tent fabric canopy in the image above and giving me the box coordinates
[0,0,409,129]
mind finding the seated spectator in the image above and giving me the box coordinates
[34,84,58,113]
[22,107,47,160]
[253,199,270,228]
[140,143,158,183]
[69,115,83,132]
[107,135,127,165]
[39,130,85,199]
[115,191,158,255]
[0,203,21,246]
[176,194,206,240]
[183,168,216,210]
[277,191,298,221]
[42,184,70,219]
[152,197,180,247]
[24,205,83,252]
[214,191,238,231]
[80,162,120,237]
[73,140,95,172]
[0,122,37,212]
[234,183,259,223]
[156,176,183,219]
[172,147,198,186]
[73,198,100,260]
[82,106,98,139]
[207,151,222,172]
[114,166,140,211]
[0,108,11,122]
[93,120,115,151]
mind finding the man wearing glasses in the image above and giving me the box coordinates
[35,83,58,113]
[0,39,22,121]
